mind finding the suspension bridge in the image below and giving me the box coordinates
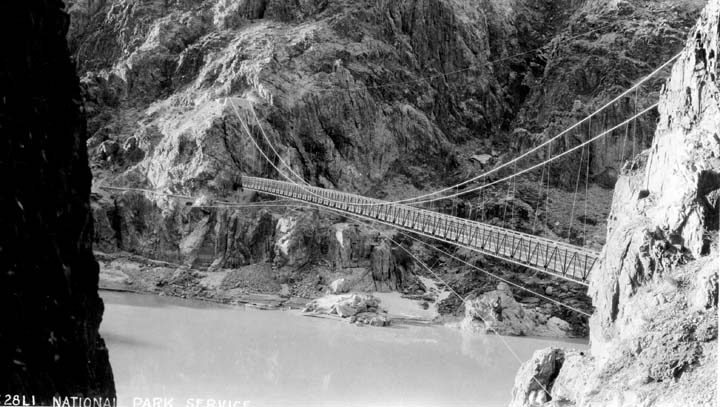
[242,176,598,285]
[102,50,680,292]
[224,53,679,287]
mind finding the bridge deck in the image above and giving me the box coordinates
[244,177,597,285]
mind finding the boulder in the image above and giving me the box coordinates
[329,278,349,294]
[303,293,386,324]
[462,285,572,337]
[353,312,391,327]
[334,294,380,317]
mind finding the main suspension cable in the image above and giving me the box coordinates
[229,54,677,208]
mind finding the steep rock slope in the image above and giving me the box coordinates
[511,1,719,405]
[0,0,115,400]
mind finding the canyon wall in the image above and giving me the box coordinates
[67,0,702,285]
[0,0,115,401]
[511,0,719,405]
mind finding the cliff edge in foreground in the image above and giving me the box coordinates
[0,0,115,401]
[511,0,719,405]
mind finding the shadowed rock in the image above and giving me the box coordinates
[0,0,115,401]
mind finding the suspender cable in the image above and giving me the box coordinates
[480,177,487,222]
[544,145,552,231]
[501,174,510,228]
[582,121,592,246]
[532,163,546,234]
[510,160,517,225]
[567,143,585,241]
[632,87,639,159]
[620,119,629,164]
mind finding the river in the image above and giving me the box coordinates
[100,291,587,407]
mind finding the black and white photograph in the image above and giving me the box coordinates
[1,0,718,406]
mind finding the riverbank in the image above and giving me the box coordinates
[97,251,449,323]
[97,251,590,338]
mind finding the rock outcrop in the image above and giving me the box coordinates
[303,293,391,326]
[0,0,115,401]
[590,0,719,361]
[461,282,573,337]
[511,1,719,405]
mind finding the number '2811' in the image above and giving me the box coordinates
[2,395,35,406]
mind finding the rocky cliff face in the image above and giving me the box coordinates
[511,1,719,405]
[0,0,115,401]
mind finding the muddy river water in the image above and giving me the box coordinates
[100,291,587,407]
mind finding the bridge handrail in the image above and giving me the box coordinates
[245,177,598,255]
